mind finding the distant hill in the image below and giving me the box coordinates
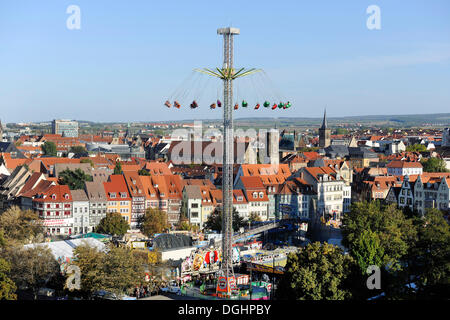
[230,113,450,127]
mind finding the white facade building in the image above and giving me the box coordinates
[387,160,423,176]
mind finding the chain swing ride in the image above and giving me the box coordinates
[164,41,292,112]
[164,27,291,299]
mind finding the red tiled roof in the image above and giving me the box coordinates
[304,166,338,181]
[386,160,423,168]
[103,175,131,201]
[33,184,72,203]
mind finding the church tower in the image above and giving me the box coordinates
[319,109,331,148]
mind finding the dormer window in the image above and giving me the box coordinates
[253,192,258,198]
[237,196,243,201]
[121,192,127,198]
[52,194,56,200]
[110,192,116,198]
[259,192,264,198]
[64,194,69,200]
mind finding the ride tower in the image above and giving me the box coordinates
[195,27,261,297]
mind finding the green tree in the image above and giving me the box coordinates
[249,212,262,223]
[41,141,57,157]
[0,235,17,300]
[140,208,169,237]
[276,242,356,300]
[7,246,60,300]
[203,208,245,232]
[113,161,123,175]
[342,201,416,271]
[73,244,145,296]
[138,168,150,176]
[335,128,349,135]
[405,144,427,152]
[0,206,43,244]
[95,212,129,236]
[80,158,94,167]
[298,147,319,153]
[69,146,87,154]
[408,209,450,299]
[352,229,385,275]
[420,157,449,173]
[0,258,17,300]
[59,168,93,190]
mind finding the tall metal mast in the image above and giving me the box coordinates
[195,27,261,297]
[217,27,238,287]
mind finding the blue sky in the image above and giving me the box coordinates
[1,0,449,123]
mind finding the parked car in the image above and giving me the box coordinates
[161,281,181,295]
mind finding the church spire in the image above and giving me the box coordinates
[320,108,327,129]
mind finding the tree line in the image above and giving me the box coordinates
[276,202,450,300]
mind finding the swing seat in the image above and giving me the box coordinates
[278,103,285,109]
[263,101,270,108]
[174,101,181,108]
[242,100,248,108]
[272,103,278,110]
[164,100,172,108]
[210,103,216,109]
[191,101,198,109]
[286,102,292,108]
[217,100,222,107]
[254,103,260,110]
[234,103,239,110]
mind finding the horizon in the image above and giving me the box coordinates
[4,111,450,125]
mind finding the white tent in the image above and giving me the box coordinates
[24,238,107,261]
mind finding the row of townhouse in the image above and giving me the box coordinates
[386,173,450,215]
[294,166,352,222]
[234,164,292,220]
[0,163,182,234]
[182,182,270,229]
